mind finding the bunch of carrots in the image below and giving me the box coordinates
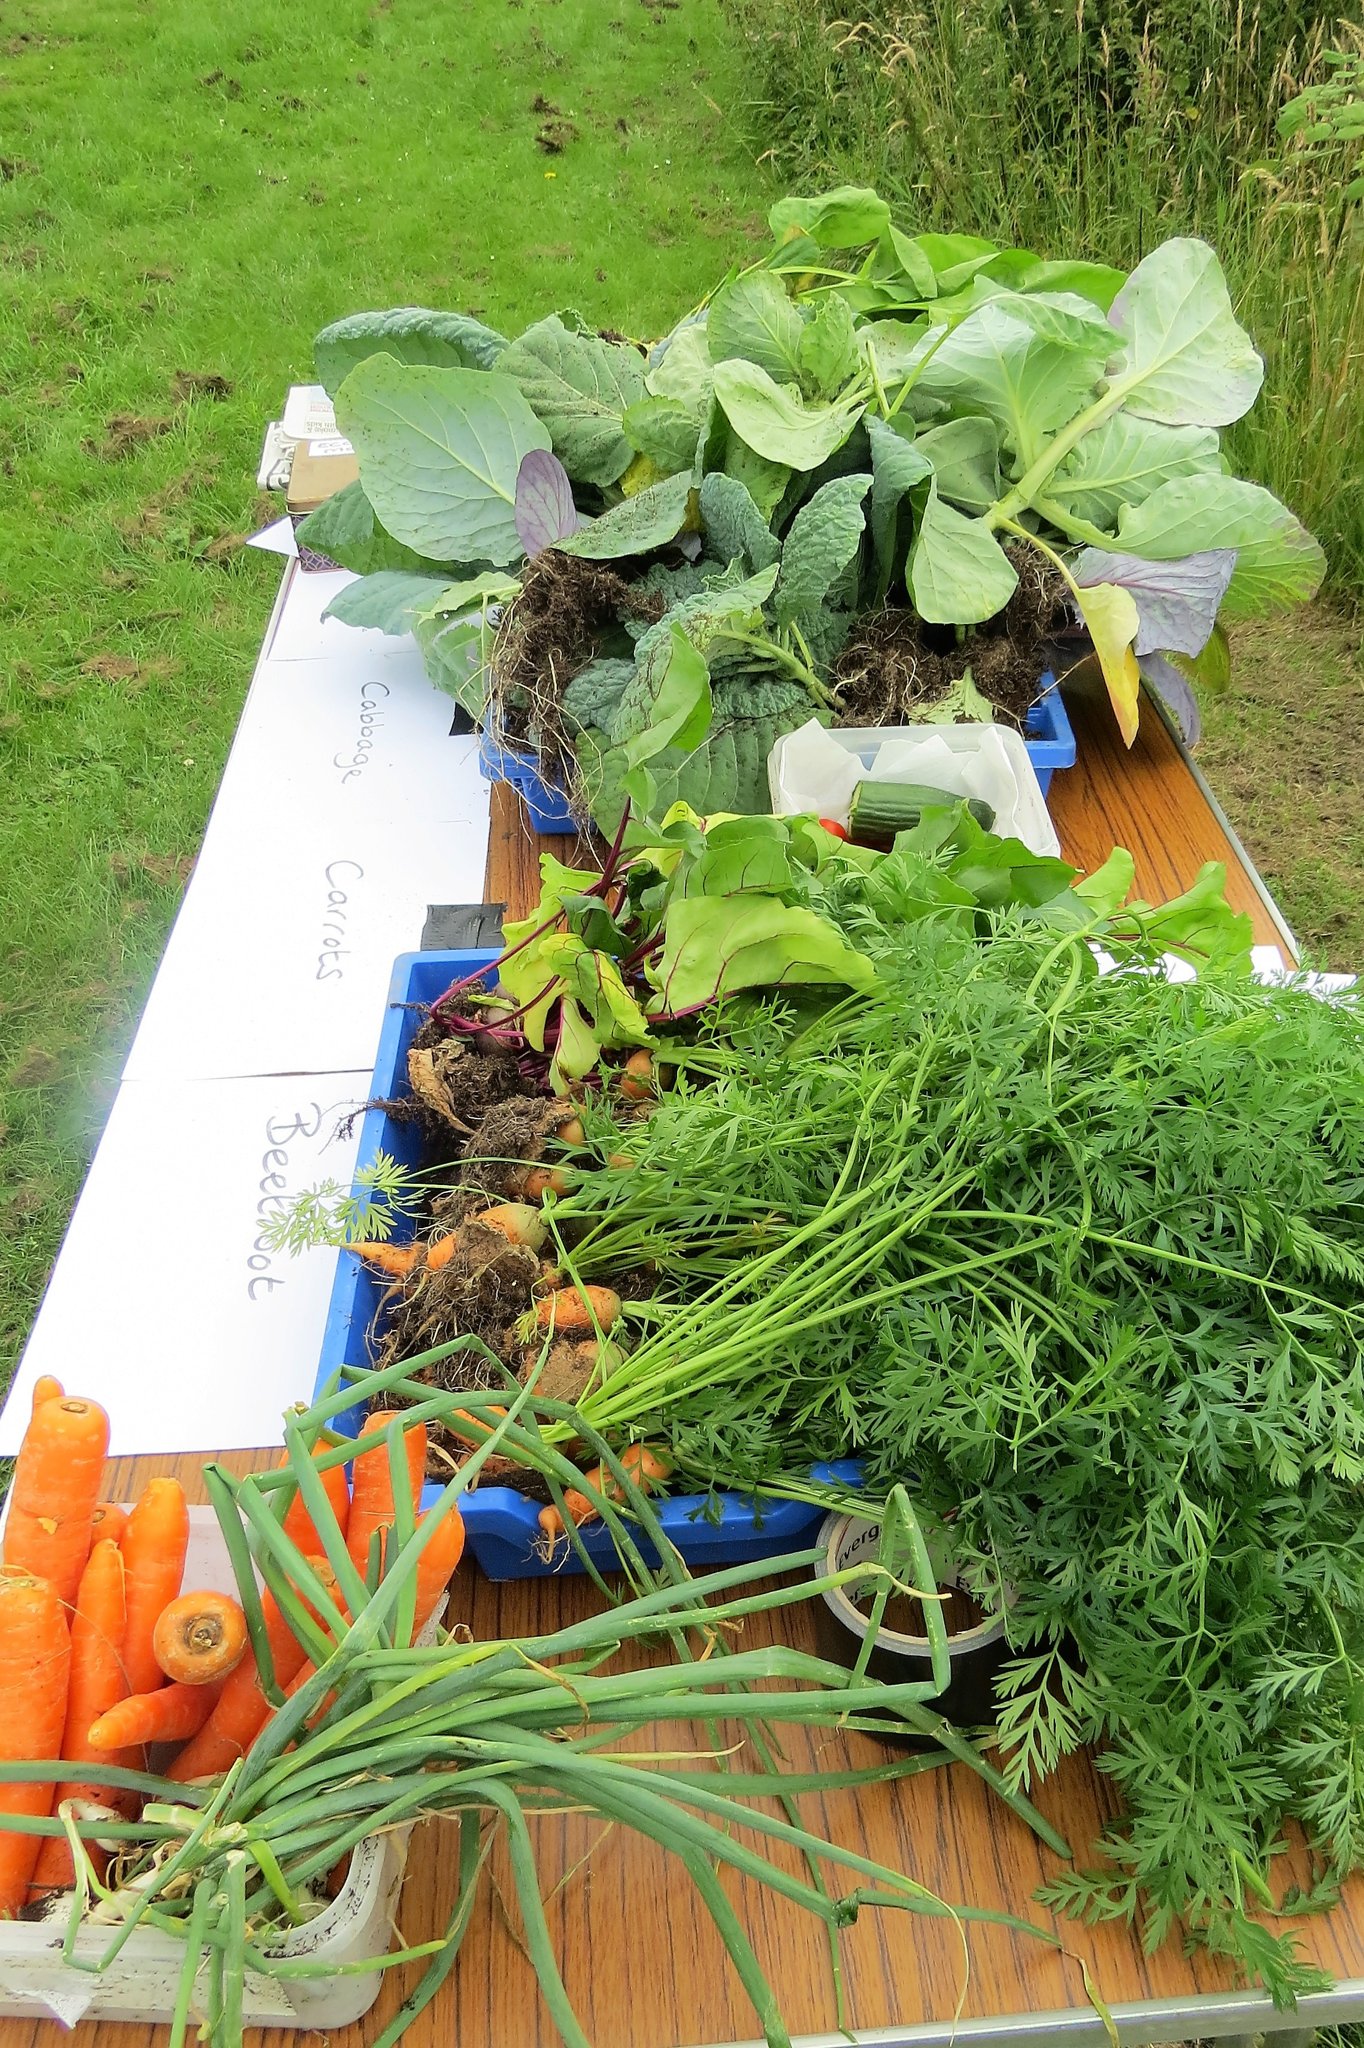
[0,1380,463,1920]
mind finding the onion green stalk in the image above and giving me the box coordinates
[0,1367,1074,2046]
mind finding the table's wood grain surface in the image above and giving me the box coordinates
[10,685,1344,2048]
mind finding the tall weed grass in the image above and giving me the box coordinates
[734,0,1364,598]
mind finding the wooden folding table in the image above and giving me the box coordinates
[14,670,1357,2048]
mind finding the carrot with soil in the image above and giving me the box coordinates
[349,1240,422,1279]
[538,1444,672,1543]
[153,1592,248,1685]
[534,1284,622,1336]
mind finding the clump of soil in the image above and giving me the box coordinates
[833,548,1074,729]
[343,1003,538,1164]
[380,1222,541,1376]
[525,1338,600,1405]
[491,549,665,762]
[456,1096,572,1200]
[407,1037,527,1139]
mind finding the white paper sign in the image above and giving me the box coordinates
[121,804,487,1082]
[265,568,392,664]
[120,573,491,1084]
[247,515,300,559]
[0,1074,367,1456]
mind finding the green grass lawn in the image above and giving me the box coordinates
[0,0,774,1385]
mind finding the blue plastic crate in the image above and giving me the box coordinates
[477,735,576,834]
[480,678,1076,833]
[1023,674,1076,798]
[316,949,851,1578]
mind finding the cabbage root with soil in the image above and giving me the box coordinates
[301,188,1323,821]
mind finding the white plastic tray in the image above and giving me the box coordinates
[768,719,1061,858]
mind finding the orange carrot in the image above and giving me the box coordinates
[29,1540,129,1898]
[119,1479,189,1697]
[349,1240,421,1278]
[30,1377,63,1416]
[165,1591,307,1784]
[346,1411,427,1576]
[619,1049,657,1101]
[471,1204,547,1250]
[447,1405,508,1445]
[537,1444,673,1542]
[0,1571,71,1915]
[424,1233,461,1273]
[2,1397,110,1609]
[289,1555,348,1644]
[278,1448,350,1554]
[518,1164,573,1201]
[535,1284,622,1336]
[410,1507,465,1641]
[90,1503,130,1548]
[153,1592,248,1686]
[89,1679,223,1752]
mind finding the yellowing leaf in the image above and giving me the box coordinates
[1075,581,1141,745]
[620,450,666,497]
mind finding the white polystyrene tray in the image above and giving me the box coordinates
[0,1508,410,2029]
[768,719,1061,857]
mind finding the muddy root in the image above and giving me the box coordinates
[833,547,1073,729]
[489,549,665,774]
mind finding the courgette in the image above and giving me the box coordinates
[846,780,995,849]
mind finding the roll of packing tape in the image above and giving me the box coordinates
[815,1512,1011,1739]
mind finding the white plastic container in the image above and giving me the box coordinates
[768,719,1061,858]
[0,1832,407,2028]
[0,1509,410,2029]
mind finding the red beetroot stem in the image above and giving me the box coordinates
[586,802,633,902]
[429,805,630,1025]
[430,908,565,1023]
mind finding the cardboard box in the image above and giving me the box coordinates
[285,438,359,516]
[258,387,359,568]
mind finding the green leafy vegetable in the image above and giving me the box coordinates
[498,314,646,488]
[706,271,805,381]
[556,470,693,560]
[334,357,550,565]
[322,569,461,635]
[697,473,781,573]
[775,472,872,626]
[650,893,878,1011]
[295,479,445,577]
[711,360,864,471]
[313,307,508,395]
[909,480,1018,623]
[1106,236,1265,427]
